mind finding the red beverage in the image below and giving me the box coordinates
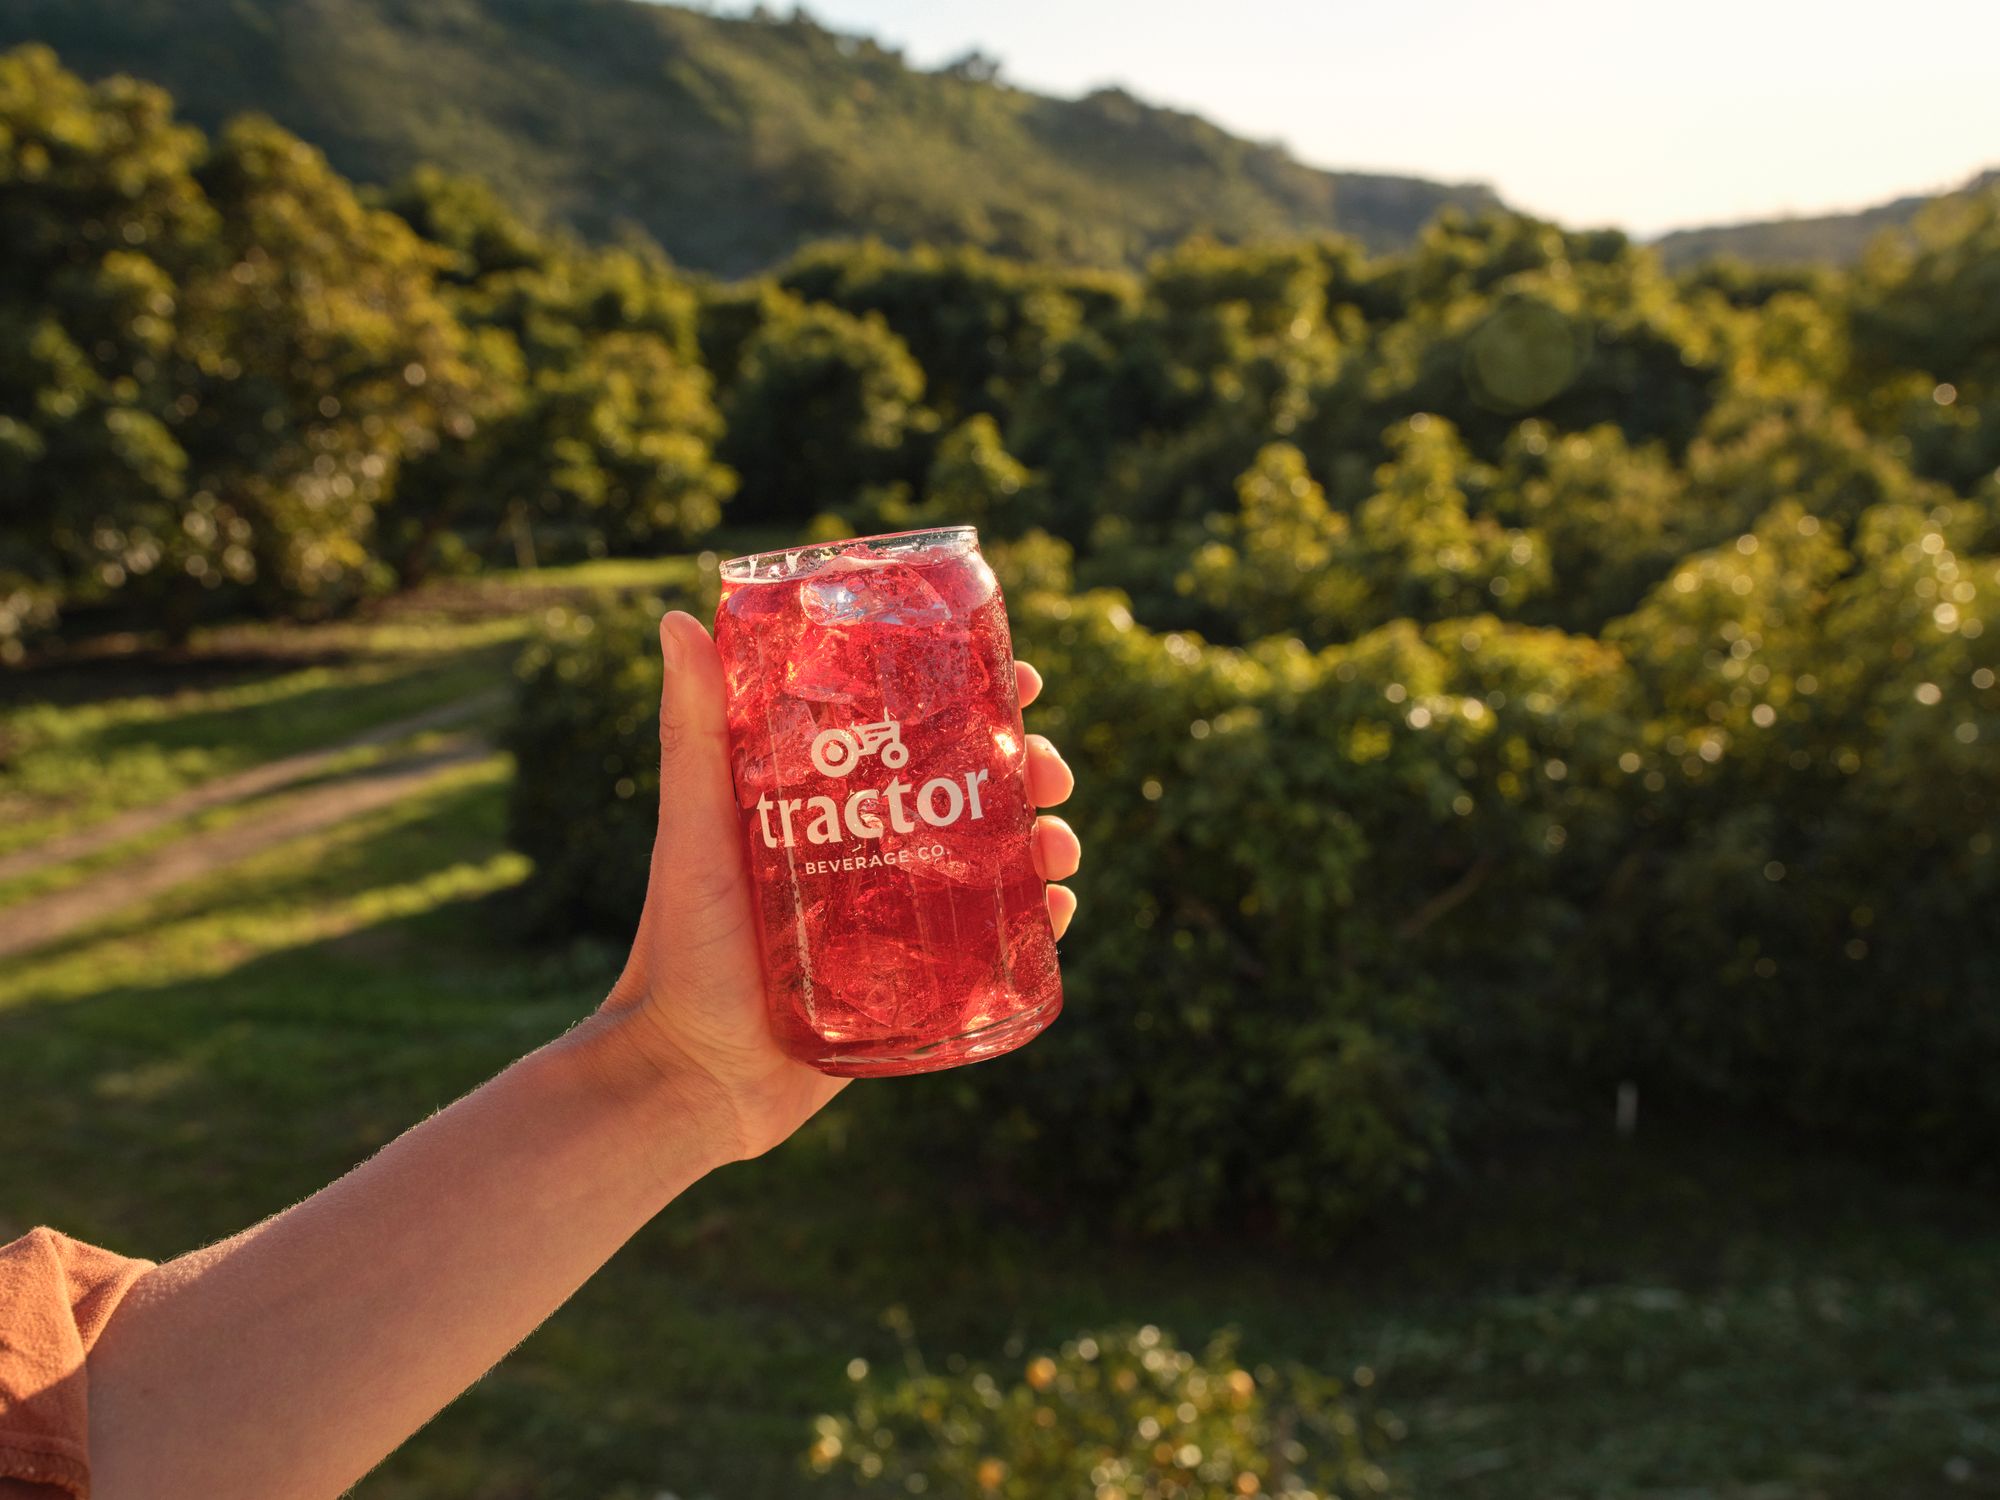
[713,526,1063,1076]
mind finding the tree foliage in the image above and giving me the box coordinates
[718,300,930,523]
[0,50,478,645]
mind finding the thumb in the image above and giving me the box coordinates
[644,610,755,956]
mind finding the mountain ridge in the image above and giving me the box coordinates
[1655,169,2000,268]
[0,0,1503,275]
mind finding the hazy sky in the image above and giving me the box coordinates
[752,0,2000,236]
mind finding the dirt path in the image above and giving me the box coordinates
[0,704,504,963]
[0,733,494,963]
[0,688,507,887]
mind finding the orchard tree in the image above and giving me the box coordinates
[1603,492,2000,1156]
[920,414,1041,534]
[1349,416,1549,627]
[1849,182,2000,493]
[1178,441,1364,644]
[0,46,211,652]
[393,329,730,575]
[0,51,486,644]
[1852,182,2000,396]
[382,233,727,579]
[1497,421,1690,631]
[719,302,930,523]
[776,241,1112,420]
[153,116,481,626]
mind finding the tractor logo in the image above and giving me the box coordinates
[809,718,910,778]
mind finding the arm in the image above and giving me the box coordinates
[83,612,1079,1500]
[86,1015,725,1500]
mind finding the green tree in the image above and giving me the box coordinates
[919,413,1041,534]
[1178,441,1364,642]
[0,46,210,652]
[1350,416,1549,626]
[461,330,730,569]
[0,52,488,646]
[1852,183,2000,394]
[374,165,550,285]
[1300,214,1727,490]
[719,302,930,523]
[160,115,481,624]
[1849,182,2000,493]
[1601,492,1999,1157]
[776,240,1116,421]
[379,216,723,578]
[1497,422,1691,631]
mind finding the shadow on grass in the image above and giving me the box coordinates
[75,643,514,763]
[0,771,513,972]
[0,642,363,712]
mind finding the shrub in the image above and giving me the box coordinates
[912,588,1635,1232]
[504,586,690,936]
[505,573,1614,1231]
[1602,495,2000,1165]
[810,1325,1402,1499]
[498,573,1636,1234]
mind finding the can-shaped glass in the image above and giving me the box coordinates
[713,526,1063,1076]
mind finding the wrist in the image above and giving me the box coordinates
[557,1009,742,1186]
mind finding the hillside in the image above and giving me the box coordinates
[1655,168,2000,269]
[0,0,1502,275]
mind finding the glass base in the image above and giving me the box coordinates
[800,993,1062,1078]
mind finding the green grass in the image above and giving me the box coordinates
[0,628,517,857]
[3,612,1999,1499]
[483,553,711,594]
[0,561,674,863]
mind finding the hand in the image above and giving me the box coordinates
[597,611,1081,1164]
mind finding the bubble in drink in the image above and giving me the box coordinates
[713,527,1063,1076]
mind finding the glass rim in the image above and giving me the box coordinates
[718,525,978,582]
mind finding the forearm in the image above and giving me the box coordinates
[85,1012,730,1500]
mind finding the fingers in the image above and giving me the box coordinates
[650,611,754,922]
[1031,815,1080,882]
[1015,660,1043,709]
[1025,734,1072,807]
[1045,884,1078,940]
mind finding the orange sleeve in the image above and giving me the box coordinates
[0,1229,152,1500]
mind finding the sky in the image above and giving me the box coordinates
[743,0,2000,237]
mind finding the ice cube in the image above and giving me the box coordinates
[805,932,930,1037]
[1004,902,1059,989]
[932,554,999,616]
[729,696,819,806]
[785,629,871,706]
[800,557,952,629]
[730,742,775,809]
[786,624,975,724]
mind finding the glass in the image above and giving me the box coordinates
[713,526,1063,1075]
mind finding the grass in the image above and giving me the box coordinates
[0,625,518,857]
[484,553,713,594]
[3,601,1999,1499]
